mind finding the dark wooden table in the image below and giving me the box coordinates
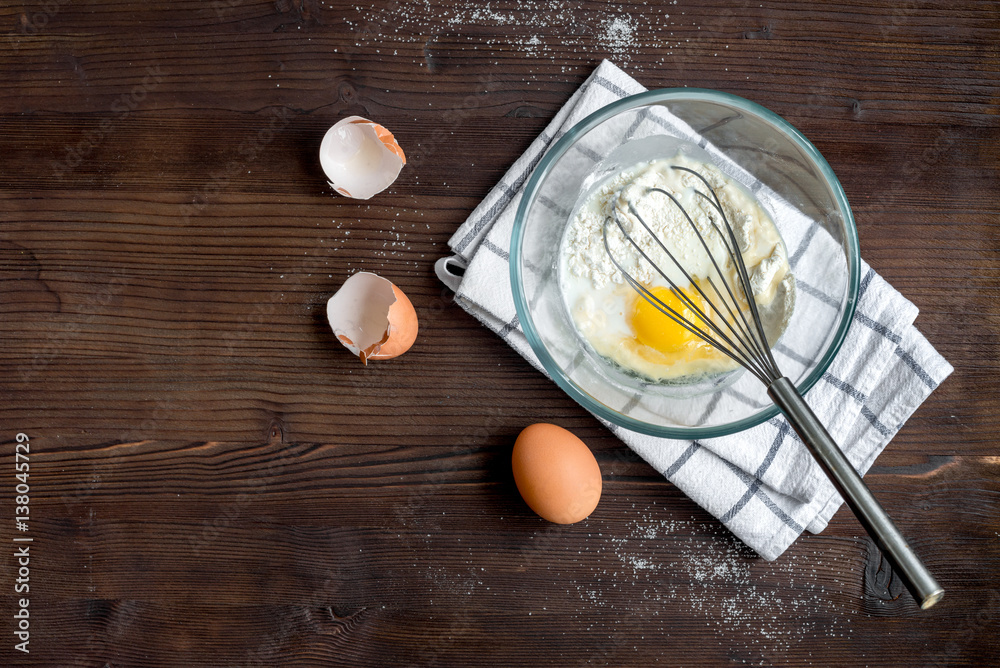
[2,1,998,666]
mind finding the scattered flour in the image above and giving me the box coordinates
[597,15,640,65]
[565,505,855,664]
[342,1,702,69]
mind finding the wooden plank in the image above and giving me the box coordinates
[1,0,999,665]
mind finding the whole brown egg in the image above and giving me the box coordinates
[511,423,602,524]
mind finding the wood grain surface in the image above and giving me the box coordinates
[1,1,998,666]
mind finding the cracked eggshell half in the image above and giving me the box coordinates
[320,116,406,199]
[327,272,418,364]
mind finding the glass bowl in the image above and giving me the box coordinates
[510,89,860,439]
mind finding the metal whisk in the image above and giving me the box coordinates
[603,165,944,610]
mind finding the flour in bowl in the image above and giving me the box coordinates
[559,152,796,382]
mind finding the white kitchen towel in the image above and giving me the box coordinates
[439,60,953,560]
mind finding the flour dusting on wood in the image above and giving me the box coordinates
[567,504,856,664]
[342,1,709,70]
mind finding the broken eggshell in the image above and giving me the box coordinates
[320,116,406,199]
[327,272,418,364]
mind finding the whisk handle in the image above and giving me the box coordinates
[767,376,944,610]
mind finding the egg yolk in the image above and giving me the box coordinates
[631,285,702,354]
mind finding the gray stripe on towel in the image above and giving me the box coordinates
[594,76,631,100]
[789,220,819,268]
[855,312,902,345]
[498,314,520,338]
[894,347,938,390]
[482,238,509,261]
[754,420,791,480]
[662,441,702,478]
[720,460,804,532]
[797,278,840,309]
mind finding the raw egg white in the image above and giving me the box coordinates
[512,423,602,524]
[326,272,418,364]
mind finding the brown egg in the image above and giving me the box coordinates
[512,423,602,524]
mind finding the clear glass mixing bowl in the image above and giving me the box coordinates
[511,89,860,438]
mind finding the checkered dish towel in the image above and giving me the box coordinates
[437,60,952,560]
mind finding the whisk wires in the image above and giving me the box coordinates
[601,165,783,387]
